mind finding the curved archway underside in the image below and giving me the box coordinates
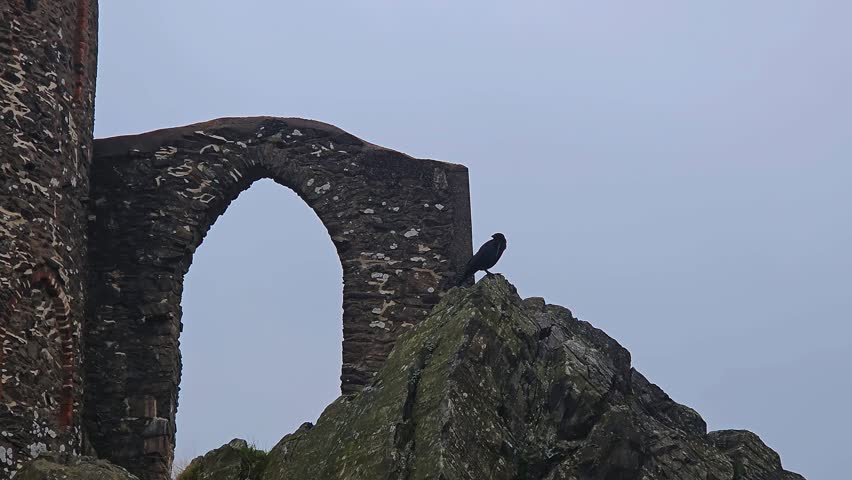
[84,117,472,479]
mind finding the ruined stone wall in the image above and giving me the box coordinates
[84,117,472,479]
[0,1,97,477]
[0,7,471,480]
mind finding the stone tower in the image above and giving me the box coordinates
[0,0,98,476]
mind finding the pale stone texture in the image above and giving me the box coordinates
[0,0,98,476]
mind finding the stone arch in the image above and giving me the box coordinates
[176,177,345,458]
[83,117,472,479]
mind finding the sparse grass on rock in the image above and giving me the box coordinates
[176,439,268,480]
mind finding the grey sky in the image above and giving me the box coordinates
[95,2,851,478]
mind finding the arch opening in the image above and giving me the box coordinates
[175,178,343,465]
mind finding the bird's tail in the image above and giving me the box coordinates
[453,266,475,287]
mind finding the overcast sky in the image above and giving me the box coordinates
[95,2,850,478]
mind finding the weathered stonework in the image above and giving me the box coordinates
[1,8,472,477]
[0,1,97,477]
[1,5,807,480]
[83,117,472,479]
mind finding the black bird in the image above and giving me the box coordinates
[456,233,507,286]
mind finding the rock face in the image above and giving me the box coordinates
[261,275,804,480]
[16,455,138,480]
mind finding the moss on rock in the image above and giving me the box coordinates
[244,275,802,479]
[17,455,139,480]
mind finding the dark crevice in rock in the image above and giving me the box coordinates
[393,339,439,480]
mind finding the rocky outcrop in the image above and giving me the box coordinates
[259,275,803,480]
[709,431,806,480]
[176,439,267,480]
[17,455,138,480]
